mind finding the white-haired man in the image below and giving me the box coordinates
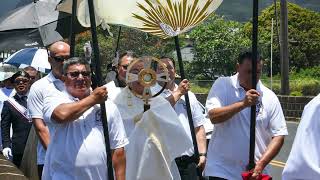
[41,57,127,180]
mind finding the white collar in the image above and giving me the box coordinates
[47,72,61,83]
[230,73,262,91]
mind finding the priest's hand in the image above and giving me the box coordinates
[91,86,108,104]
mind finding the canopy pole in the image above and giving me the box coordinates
[69,0,77,57]
[248,0,259,171]
[114,27,122,57]
[174,36,202,177]
[87,0,114,179]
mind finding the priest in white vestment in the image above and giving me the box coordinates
[113,58,193,180]
[282,94,320,180]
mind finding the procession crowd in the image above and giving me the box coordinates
[0,41,319,180]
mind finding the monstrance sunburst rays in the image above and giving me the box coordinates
[132,0,221,38]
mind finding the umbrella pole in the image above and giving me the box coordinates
[174,36,202,177]
[69,0,78,57]
[87,0,114,179]
[247,0,259,171]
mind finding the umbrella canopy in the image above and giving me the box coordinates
[0,0,32,17]
[4,48,50,73]
[0,0,61,30]
[0,63,18,81]
[0,0,86,50]
[58,0,223,38]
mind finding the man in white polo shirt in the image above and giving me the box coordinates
[27,41,70,179]
[42,57,128,180]
[282,94,320,180]
[158,57,207,180]
[204,51,288,180]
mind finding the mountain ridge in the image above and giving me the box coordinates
[216,0,320,22]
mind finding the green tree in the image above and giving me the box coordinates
[244,2,320,74]
[74,26,175,76]
[188,15,250,79]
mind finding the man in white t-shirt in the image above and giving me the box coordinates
[282,94,320,180]
[27,41,70,179]
[42,57,128,180]
[204,51,288,180]
[158,57,207,180]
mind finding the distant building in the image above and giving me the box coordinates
[0,52,12,62]
[172,37,195,62]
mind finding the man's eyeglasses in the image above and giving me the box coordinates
[66,71,91,79]
[120,64,129,70]
[52,56,69,62]
[29,76,37,80]
[14,79,29,84]
[48,50,69,62]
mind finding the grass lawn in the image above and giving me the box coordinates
[190,77,320,96]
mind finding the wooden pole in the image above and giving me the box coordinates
[87,0,114,179]
[248,0,259,171]
[174,36,201,177]
[114,27,122,57]
[69,0,77,57]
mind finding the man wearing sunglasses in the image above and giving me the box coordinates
[27,41,70,179]
[105,51,135,101]
[1,71,32,167]
[23,66,40,85]
[115,51,135,87]
[0,64,18,153]
[41,57,127,180]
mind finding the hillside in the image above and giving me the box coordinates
[216,0,320,22]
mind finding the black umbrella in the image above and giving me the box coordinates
[0,0,86,50]
[0,0,31,17]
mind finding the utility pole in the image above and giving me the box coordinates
[280,0,290,95]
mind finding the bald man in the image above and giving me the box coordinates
[27,41,70,179]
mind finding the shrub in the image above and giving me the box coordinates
[191,84,211,94]
[301,80,320,96]
[262,77,319,96]
[271,83,281,94]
[290,91,303,96]
[293,66,320,78]
[191,86,210,94]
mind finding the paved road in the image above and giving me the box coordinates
[0,154,27,180]
[269,121,299,180]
